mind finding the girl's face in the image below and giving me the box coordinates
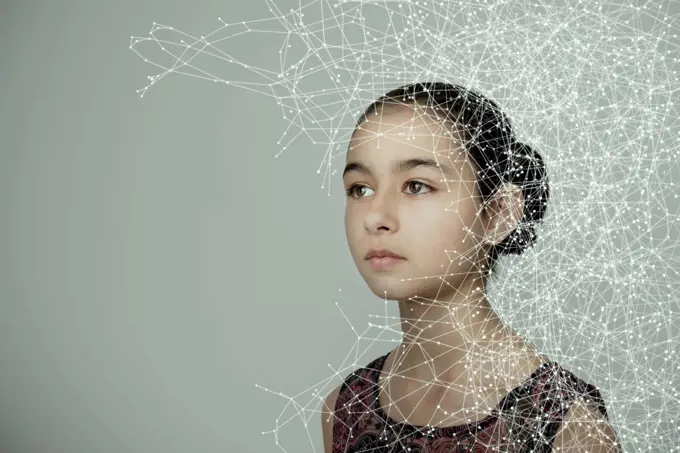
[343,105,492,301]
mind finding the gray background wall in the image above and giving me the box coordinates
[1,1,359,451]
[1,0,679,452]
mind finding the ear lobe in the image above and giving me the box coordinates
[482,183,525,246]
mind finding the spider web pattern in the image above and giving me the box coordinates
[130,0,680,451]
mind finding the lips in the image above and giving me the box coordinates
[364,248,406,260]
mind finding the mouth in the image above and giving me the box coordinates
[366,256,406,271]
[365,248,407,271]
[364,248,406,260]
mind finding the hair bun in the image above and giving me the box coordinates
[495,141,550,257]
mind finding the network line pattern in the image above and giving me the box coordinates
[130,1,680,451]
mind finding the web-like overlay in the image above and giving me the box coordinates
[131,1,680,451]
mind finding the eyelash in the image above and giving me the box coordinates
[345,180,435,199]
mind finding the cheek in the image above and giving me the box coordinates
[408,200,479,257]
[400,206,453,259]
[344,206,356,233]
[344,208,362,253]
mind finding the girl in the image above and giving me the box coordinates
[321,82,621,452]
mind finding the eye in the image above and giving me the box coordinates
[405,180,433,195]
[345,181,434,199]
[345,184,374,199]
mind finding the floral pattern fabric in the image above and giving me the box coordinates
[332,352,610,453]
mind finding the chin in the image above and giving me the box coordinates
[362,276,421,301]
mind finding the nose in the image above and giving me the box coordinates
[363,192,399,234]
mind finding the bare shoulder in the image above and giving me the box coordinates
[321,383,343,453]
[551,397,622,453]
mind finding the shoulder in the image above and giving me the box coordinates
[321,384,342,453]
[320,353,387,453]
[321,352,383,421]
[322,383,343,419]
[534,362,621,452]
[551,397,622,452]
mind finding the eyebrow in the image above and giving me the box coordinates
[342,157,456,179]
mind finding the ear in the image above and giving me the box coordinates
[482,182,525,247]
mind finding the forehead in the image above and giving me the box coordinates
[347,103,468,162]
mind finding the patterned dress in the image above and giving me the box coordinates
[332,351,611,453]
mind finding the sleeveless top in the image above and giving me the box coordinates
[332,351,610,453]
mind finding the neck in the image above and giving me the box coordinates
[391,271,534,386]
